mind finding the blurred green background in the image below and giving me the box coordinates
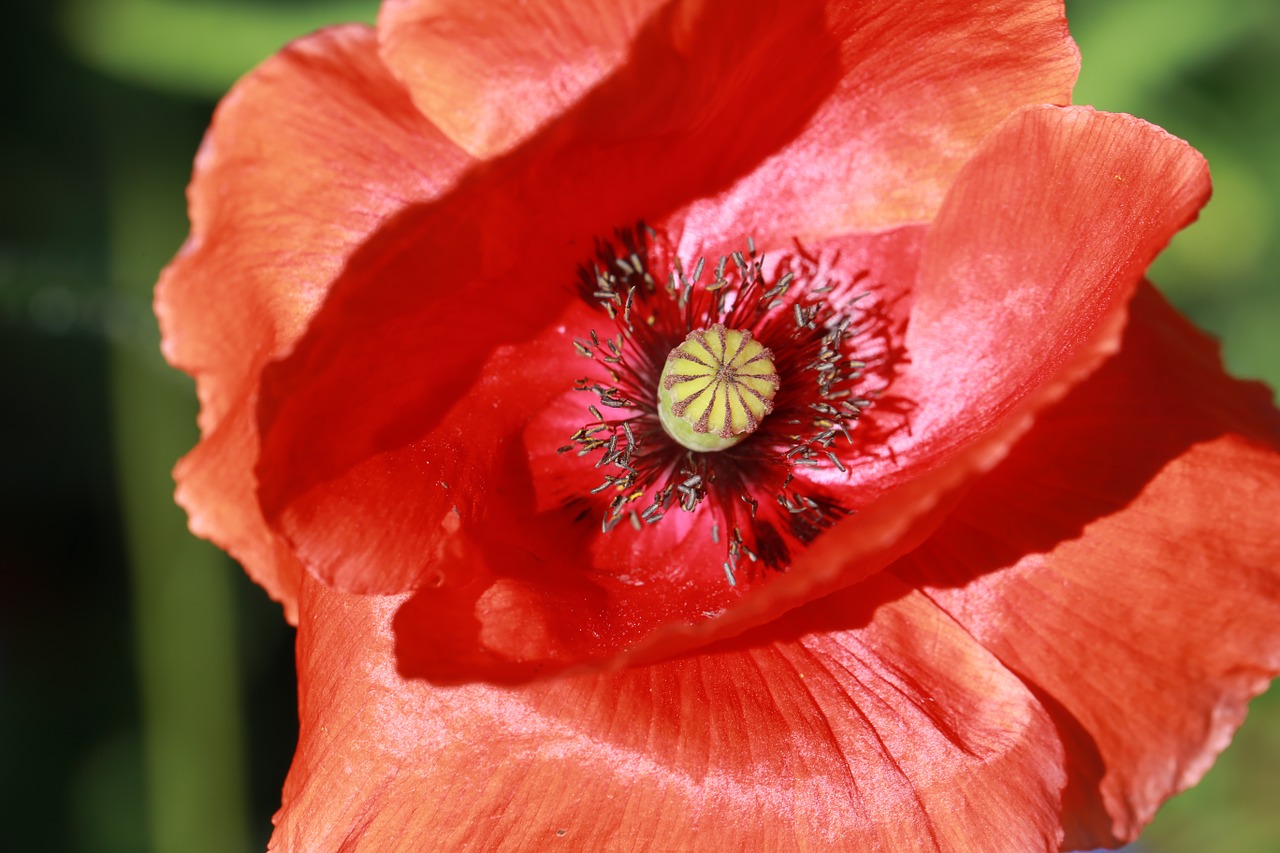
[0,1,1275,851]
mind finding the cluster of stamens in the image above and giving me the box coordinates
[559,226,882,584]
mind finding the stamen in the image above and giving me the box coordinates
[563,225,895,583]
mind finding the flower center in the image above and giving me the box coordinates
[562,225,906,584]
[657,324,779,451]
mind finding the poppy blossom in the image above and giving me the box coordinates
[156,0,1280,850]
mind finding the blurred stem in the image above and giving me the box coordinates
[106,104,251,851]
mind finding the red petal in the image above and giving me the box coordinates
[380,0,1078,231]
[619,106,1214,674]
[886,107,1212,496]
[677,0,1080,243]
[253,6,863,593]
[264,228,922,682]
[377,0,664,157]
[259,300,597,597]
[155,25,471,618]
[894,285,1280,848]
[255,1,1075,547]
[273,572,1067,851]
[257,106,1211,678]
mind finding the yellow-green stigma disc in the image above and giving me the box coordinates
[657,324,780,452]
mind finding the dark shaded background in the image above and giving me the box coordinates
[0,1,1275,851]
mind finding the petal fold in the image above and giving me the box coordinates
[378,0,665,157]
[677,0,1080,242]
[624,106,1215,674]
[897,106,1212,492]
[273,573,1066,852]
[256,105,1212,680]
[895,285,1280,848]
[156,24,471,617]
[254,2,855,595]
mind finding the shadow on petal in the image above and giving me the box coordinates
[894,285,1280,848]
[256,0,846,596]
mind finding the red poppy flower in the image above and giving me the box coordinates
[157,0,1280,850]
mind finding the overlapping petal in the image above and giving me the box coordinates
[251,1,1080,596]
[378,0,664,157]
[253,102,1211,682]
[155,24,471,617]
[885,107,1211,488]
[380,0,1078,233]
[274,572,1066,852]
[253,0,848,595]
[152,1,1280,849]
[269,285,1280,852]
[894,285,1280,848]
[675,0,1079,243]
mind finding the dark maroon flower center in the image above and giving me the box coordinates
[562,225,891,584]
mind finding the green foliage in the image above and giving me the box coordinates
[63,0,376,97]
[1072,1,1280,850]
[1072,0,1280,398]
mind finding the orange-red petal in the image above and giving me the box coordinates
[377,0,665,157]
[255,106,1211,678]
[155,24,471,618]
[380,0,1078,231]
[252,3,855,595]
[572,106,1215,675]
[272,572,1067,852]
[888,106,1211,487]
[677,0,1079,243]
[894,285,1280,848]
